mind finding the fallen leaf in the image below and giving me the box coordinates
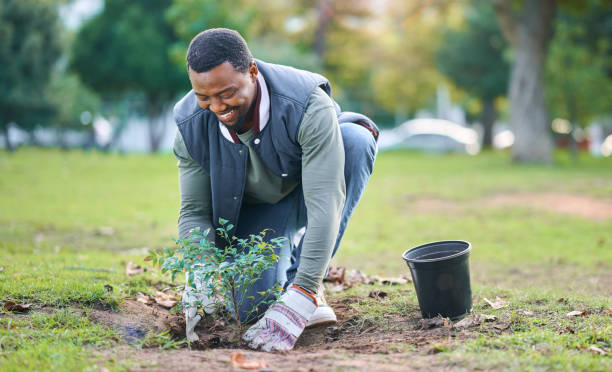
[480,314,498,322]
[136,292,154,305]
[453,313,496,329]
[125,261,144,276]
[104,284,113,293]
[325,283,346,293]
[588,345,607,355]
[3,301,33,313]
[154,291,177,309]
[230,352,267,370]
[375,275,408,285]
[324,266,346,284]
[522,310,534,317]
[566,310,588,318]
[95,227,115,236]
[368,290,388,300]
[483,297,508,309]
[494,322,510,330]
[346,269,376,285]
[603,309,612,315]
[418,316,449,329]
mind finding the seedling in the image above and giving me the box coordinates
[147,218,284,333]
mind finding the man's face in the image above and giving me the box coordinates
[188,61,258,128]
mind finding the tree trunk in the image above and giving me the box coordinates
[147,101,169,153]
[2,124,13,152]
[481,99,497,149]
[494,0,556,163]
[314,0,331,59]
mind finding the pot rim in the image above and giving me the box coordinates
[402,240,471,263]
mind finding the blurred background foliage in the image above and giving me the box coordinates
[0,0,610,161]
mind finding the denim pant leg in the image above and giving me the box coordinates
[231,188,301,322]
[285,122,378,285]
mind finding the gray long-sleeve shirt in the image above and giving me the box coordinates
[173,87,345,292]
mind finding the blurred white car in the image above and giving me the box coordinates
[378,118,481,155]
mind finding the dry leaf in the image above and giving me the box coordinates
[154,291,177,309]
[453,313,496,329]
[136,292,154,305]
[95,227,115,236]
[522,310,534,317]
[368,290,388,299]
[588,346,607,355]
[230,352,267,370]
[566,310,588,318]
[346,269,376,285]
[324,266,346,284]
[418,316,449,329]
[603,309,612,315]
[480,314,498,322]
[125,261,144,276]
[483,297,508,309]
[375,275,408,285]
[3,301,33,313]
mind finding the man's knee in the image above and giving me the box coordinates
[340,123,377,171]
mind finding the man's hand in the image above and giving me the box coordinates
[183,272,217,342]
[243,285,317,352]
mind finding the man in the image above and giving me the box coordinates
[173,28,378,351]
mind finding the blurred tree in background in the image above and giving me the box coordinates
[546,1,612,152]
[437,2,509,148]
[48,72,100,147]
[0,0,62,151]
[71,0,186,152]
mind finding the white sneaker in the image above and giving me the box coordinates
[306,284,337,328]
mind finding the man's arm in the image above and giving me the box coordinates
[293,87,346,293]
[173,130,214,239]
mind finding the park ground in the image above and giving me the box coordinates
[0,148,611,371]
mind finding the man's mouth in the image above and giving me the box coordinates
[217,109,237,123]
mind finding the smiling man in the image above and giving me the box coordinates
[173,28,378,351]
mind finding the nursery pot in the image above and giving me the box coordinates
[402,240,472,320]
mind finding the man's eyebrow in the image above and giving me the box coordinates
[194,86,236,97]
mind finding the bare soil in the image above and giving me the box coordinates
[409,192,612,220]
[90,296,476,371]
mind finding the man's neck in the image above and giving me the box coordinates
[236,81,261,135]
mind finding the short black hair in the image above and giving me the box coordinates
[187,28,252,73]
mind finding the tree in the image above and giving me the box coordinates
[493,0,557,163]
[71,0,186,152]
[48,72,100,148]
[0,0,62,151]
[437,3,509,148]
[545,2,612,154]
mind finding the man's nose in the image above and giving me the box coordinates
[209,97,227,113]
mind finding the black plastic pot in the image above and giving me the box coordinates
[402,241,472,320]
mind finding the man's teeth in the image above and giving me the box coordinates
[220,110,234,120]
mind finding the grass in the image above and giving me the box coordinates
[0,147,611,371]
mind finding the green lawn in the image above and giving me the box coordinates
[0,148,610,371]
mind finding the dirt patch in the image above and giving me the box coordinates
[89,295,475,371]
[410,192,612,220]
[88,300,184,343]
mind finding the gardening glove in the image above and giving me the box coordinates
[183,272,217,342]
[243,285,317,352]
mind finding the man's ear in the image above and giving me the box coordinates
[249,61,258,83]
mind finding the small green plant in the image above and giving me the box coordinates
[147,218,285,332]
[137,330,186,350]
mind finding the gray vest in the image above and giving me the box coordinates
[174,60,377,234]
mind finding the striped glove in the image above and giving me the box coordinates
[243,285,317,351]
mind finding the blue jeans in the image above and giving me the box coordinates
[233,123,377,321]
